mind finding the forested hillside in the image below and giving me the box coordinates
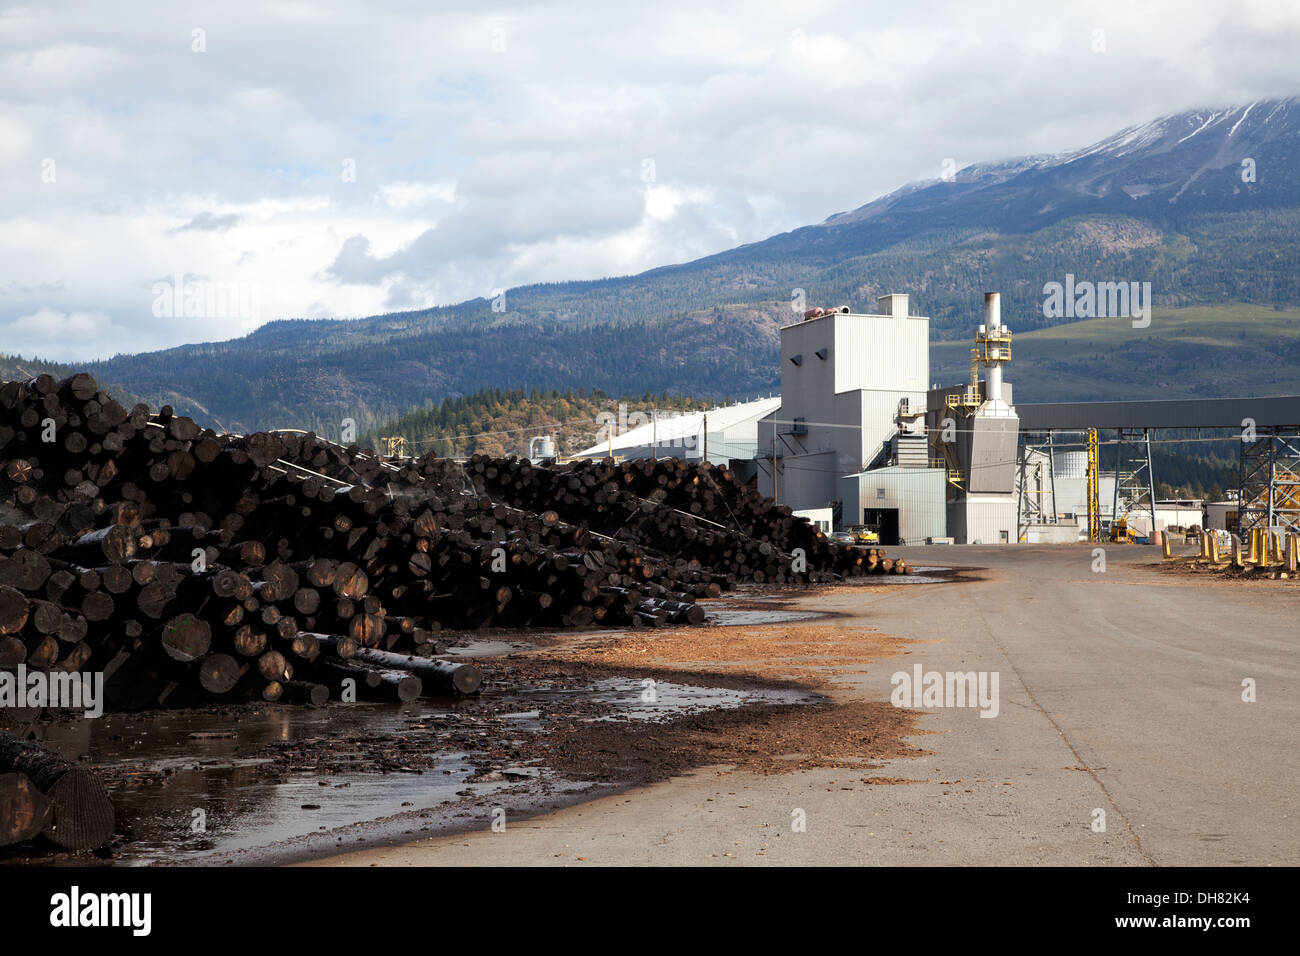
[364,387,722,459]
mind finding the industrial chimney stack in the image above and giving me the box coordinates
[977,292,1012,416]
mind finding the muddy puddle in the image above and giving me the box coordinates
[527,676,810,723]
[3,674,816,867]
[8,705,495,865]
[708,607,825,625]
[885,566,953,585]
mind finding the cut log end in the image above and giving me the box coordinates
[43,769,116,851]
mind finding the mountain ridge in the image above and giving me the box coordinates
[8,96,1300,433]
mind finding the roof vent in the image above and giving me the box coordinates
[815,348,828,360]
[790,354,803,366]
[802,306,850,320]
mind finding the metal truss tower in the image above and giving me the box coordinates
[1237,427,1300,538]
[1111,428,1157,539]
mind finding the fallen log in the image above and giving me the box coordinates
[0,732,114,850]
[281,680,330,706]
[314,635,482,695]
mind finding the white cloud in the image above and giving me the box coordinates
[378,181,457,210]
[0,0,1296,361]
[4,308,126,361]
[1,42,119,86]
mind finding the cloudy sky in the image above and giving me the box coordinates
[2,0,1298,361]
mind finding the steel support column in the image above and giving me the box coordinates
[1015,431,1059,540]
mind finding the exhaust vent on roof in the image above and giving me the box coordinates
[815,348,828,360]
[801,306,850,320]
[790,353,803,366]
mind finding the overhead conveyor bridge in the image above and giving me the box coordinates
[1015,396,1300,541]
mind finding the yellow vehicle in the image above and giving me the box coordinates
[1110,516,1137,543]
[847,525,880,545]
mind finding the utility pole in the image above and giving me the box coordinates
[702,413,708,463]
[1047,431,1058,524]
[651,408,657,460]
[772,436,778,504]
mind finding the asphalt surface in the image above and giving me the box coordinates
[311,544,1297,866]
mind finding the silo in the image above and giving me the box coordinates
[529,436,557,461]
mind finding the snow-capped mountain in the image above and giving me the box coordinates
[827,97,1300,226]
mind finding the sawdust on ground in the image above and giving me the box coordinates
[543,620,913,686]
[1147,558,1300,588]
[498,614,931,782]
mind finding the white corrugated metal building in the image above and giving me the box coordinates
[574,396,781,462]
[1205,499,1238,532]
[841,466,946,544]
[793,507,834,533]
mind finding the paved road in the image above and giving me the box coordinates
[312,545,1298,866]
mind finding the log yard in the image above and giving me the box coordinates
[3,0,1290,939]
[2,300,1295,881]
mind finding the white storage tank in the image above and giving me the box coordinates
[529,436,557,461]
[1054,450,1088,479]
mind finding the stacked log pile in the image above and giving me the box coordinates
[0,373,905,712]
[414,453,910,582]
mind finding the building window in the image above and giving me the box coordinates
[876,488,885,500]
[1000,530,1009,543]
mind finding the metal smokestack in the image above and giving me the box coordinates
[984,291,1001,329]
[984,292,1003,405]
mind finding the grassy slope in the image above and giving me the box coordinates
[933,303,1300,403]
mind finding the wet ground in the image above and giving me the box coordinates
[1,573,955,867]
[304,546,1300,868]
